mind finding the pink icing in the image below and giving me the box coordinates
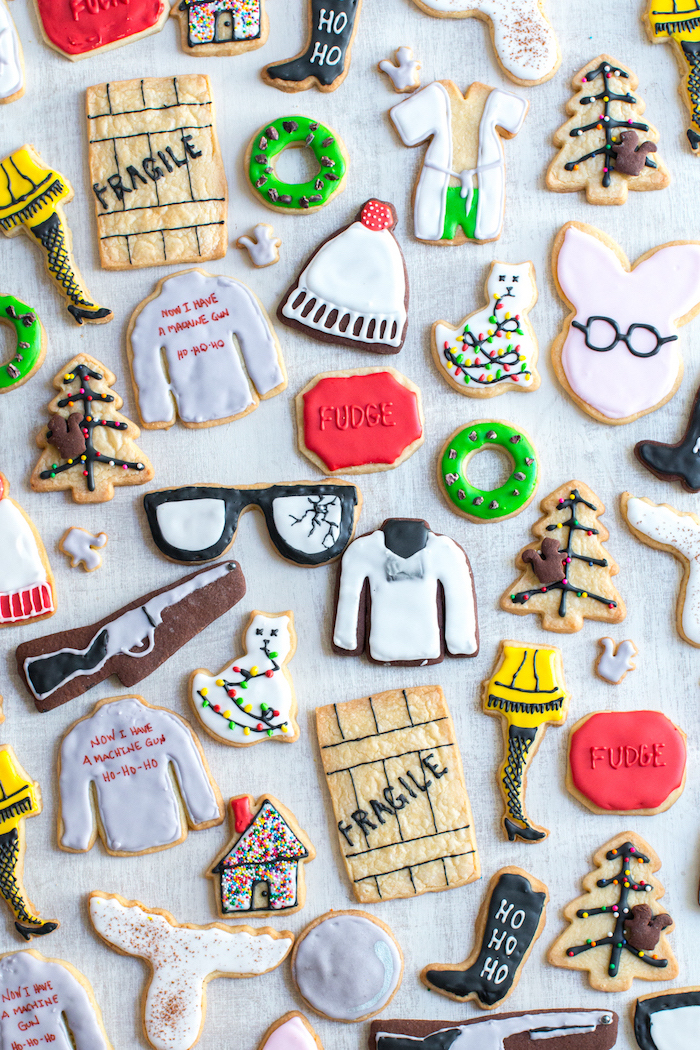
[263,1016,317,1050]
[557,225,700,421]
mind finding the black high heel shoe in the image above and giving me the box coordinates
[504,818,547,843]
[67,303,113,326]
[15,919,59,941]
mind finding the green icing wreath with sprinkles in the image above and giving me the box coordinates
[247,116,347,212]
[440,421,539,523]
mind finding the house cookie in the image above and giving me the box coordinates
[209,793,314,917]
[172,0,269,56]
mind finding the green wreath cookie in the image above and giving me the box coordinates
[439,420,539,523]
[246,116,347,213]
[0,295,45,394]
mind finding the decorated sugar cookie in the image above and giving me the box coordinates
[172,0,269,56]
[595,637,638,683]
[483,642,569,843]
[548,831,678,991]
[258,1013,323,1050]
[209,793,314,917]
[58,695,224,856]
[0,146,112,325]
[501,481,625,632]
[635,988,700,1050]
[31,354,153,503]
[421,867,548,1008]
[547,56,669,205]
[551,222,700,424]
[292,910,403,1022]
[0,950,110,1047]
[246,116,348,213]
[567,710,687,816]
[278,200,409,353]
[370,1011,619,1050]
[390,81,528,245]
[635,382,700,491]
[644,0,700,153]
[0,296,46,394]
[379,47,421,92]
[33,0,168,59]
[332,518,478,665]
[89,892,293,1050]
[236,224,281,267]
[262,0,363,93]
[0,473,55,628]
[59,528,107,572]
[0,1,23,103]
[621,493,700,647]
[127,269,286,430]
[432,262,539,395]
[191,611,298,746]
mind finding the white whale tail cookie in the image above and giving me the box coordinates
[390,81,528,245]
[0,949,111,1048]
[409,0,560,86]
[551,222,700,425]
[433,261,539,396]
[621,492,700,648]
[89,892,293,1050]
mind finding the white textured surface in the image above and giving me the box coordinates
[0,3,698,1050]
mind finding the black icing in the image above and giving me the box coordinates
[265,0,360,87]
[26,629,108,698]
[381,518,429,560]
[376,1031,463,1050]
[634,989,700,1050]
[636,383,700,491]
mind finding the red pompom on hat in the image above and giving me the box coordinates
[361,200,396,231]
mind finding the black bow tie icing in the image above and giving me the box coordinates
[635,383,700,491]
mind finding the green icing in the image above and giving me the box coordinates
[0,295,42,391]
[442,185,478,241]
[441,421,538,522]
[248,116,346,211]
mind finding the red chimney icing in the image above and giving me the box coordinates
[360,200,395,231]
[231,796,254,833]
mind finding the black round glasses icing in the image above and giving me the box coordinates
[143,482,360,566]
[571,316,678,358]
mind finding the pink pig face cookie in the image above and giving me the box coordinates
[552,223,700,424]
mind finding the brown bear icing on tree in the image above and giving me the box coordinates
[47,413,85,460]
[614,130,657,176]
[521,537,566,585]
[623,903,673,951]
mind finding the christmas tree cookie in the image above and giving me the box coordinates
[546,56,669,204]
[500,481,625,632]
[31,354,153,503]
[548,832,678,992]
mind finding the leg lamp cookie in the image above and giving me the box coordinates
[370,1012,619,1050]
[31,354,153,504]
[0,147,112,325]
[644,0,700,153]
[58,695,224,856]
[262,0,363,93]
[432,262,539,396]
[548,832,677,992]
[390,81,528,244]
[421,867,548,1008]
[278,200,408,353]
[0,1,23,104]
[172,0,269,56]
[0,296,46,394]
[595,638,637,683]
[246,116,348,214]
[0,950,110,1048]
[0,747,58,940]
[292,910,402,1022]
[546,56,668,205]
[191,611,298,746]
[567,711,686,816]
[0,473,55,628]
[407,0,559,86]
[551,222,700,424]
[635,988,700,1050]
[209,794,314,917]
[500,481,625,632]
[483,642,569,843]
[316,685,480,902]
[89,892,292,1050]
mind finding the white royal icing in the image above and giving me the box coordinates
[261,1015,319,1050]
[0,498,48,592]
[0,950,109,1050]
[281,221,407,347]
[380,46,421,92]
[434,261,537,390]
[59,696,221,854]
[192,612,296,745]
[294,913,401,1021]
[390,82,527,243]
[156,498,227,553]
[557,225,700,421]
[649,1004,700,1050]
[130,270,285,426]
[596,638,637,683]
[376,1010,609,1049]
[89,894,292,1050]
[272,494,342,555]
[236,224,281,267]
[333,527,478,662]
[61,528,108,571]
[0,1,23,102]
[410,0,558,82]
[625,496,700,646]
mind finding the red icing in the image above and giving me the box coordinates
[303,372,422,472]
[361,200,395,231]
[35,0,164,56]
[231,796,253,833]
[569,711,686,812]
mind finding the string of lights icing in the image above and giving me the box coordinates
[441,294,531,387]
[197,650,290,738]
